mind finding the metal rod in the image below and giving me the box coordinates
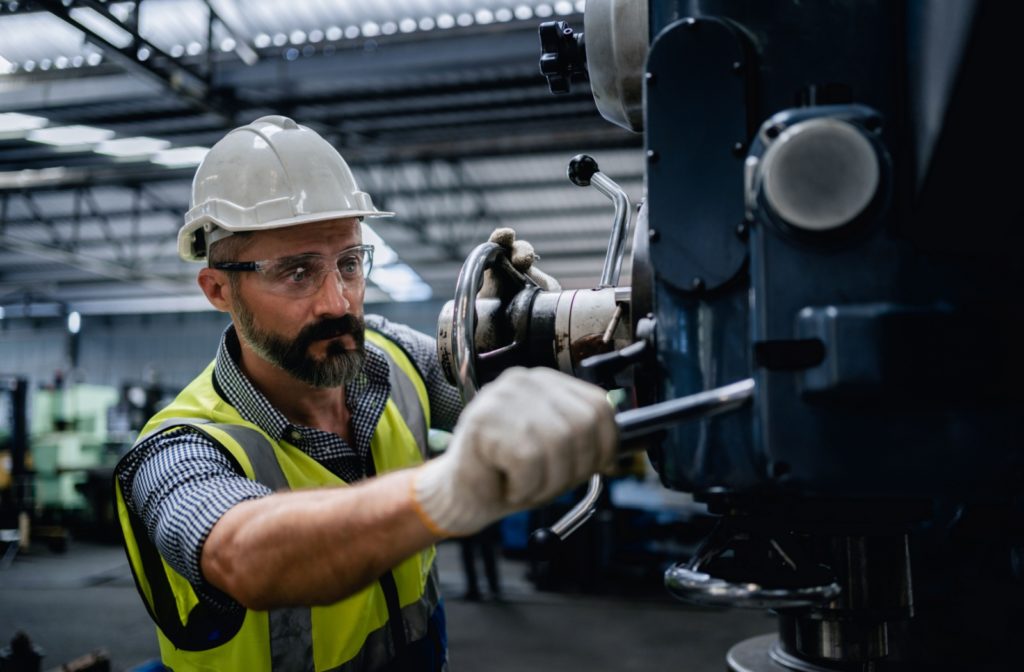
[544,378,756,543]
[550,474,603,538]
[591,171,631,288]
[617,378,755,449]
[601,303,623,344]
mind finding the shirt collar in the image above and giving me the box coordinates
[213,323,391,443]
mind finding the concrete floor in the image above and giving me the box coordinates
[0,538,776,671]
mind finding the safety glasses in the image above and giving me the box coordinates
[213,244,374,298]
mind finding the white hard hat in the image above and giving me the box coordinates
[178,115,393,261]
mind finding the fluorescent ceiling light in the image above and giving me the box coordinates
[27,125,115,147]
[69,6,134,49]
[360,223,399,266]
[151,146,209,167]
[0,112,49,139]
[95,136,171,158]
[370,263,433,302]
[0,55,14,75]
[0,167,72,189]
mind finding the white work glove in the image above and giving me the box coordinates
[412,367,618,537]
[480,227,562,297]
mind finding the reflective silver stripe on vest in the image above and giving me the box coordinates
[135,418,290,491]
[372,343,429,459]
[324,569,443,672]
[135,417,314,671]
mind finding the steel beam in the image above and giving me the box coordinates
[35,0,236,122]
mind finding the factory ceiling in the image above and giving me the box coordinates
[0,0,643,317]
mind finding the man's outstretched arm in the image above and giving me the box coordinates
[201,367,618,611]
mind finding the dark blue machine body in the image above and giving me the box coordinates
[623,2,1023,668]
[529,1,1022,667]
[641,0,1022,501]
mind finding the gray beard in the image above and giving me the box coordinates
[234,299,366,389]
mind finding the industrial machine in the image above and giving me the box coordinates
[437,1,1022,669]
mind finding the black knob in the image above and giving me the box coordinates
[529,527,562,558]
[538,20,586,95]
[567,154,599,187]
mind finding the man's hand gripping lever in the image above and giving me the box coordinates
[411,367,618,537]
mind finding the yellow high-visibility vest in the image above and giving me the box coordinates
[115,330,439,671]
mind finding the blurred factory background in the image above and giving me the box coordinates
[0,2,763,671]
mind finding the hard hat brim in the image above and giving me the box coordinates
[178,209,395,262]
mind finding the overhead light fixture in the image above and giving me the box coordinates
[67,311,82,334]
[361,223,399,266]
[0,112,49,139]
[151,146,209,167]
[95,136,171,158]
[0,55,15,75]
[69,6,134,49]
[370,263,433,302]
[27,124,115,147]
[514,5,534,20]
[0,167,71,189]
[555,1,576,15]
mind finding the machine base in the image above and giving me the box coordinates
[727,634,844,672]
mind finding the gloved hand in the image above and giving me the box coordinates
[412,367,618,537]
[479,227,561,298]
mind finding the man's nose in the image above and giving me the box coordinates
[310,269,351,317]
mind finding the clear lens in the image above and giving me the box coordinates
[256,245,374,297]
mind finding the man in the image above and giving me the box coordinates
[114,115,617,671]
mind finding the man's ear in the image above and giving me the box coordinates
[198,268,233,312]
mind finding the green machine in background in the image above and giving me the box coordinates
[29,384,120,529]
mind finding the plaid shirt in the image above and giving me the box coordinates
[116,314,462,612]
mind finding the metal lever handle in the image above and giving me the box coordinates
[530,378,756,552]
[567,155,632,288]
[664,520,841,609]
[664,564,841,609]
[450,241,533,405]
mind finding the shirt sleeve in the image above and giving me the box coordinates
[365,314,463,432]
[116,427,272,613]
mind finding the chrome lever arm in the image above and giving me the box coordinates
[531,378,756,551]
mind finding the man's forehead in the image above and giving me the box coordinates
[250,218,362,253]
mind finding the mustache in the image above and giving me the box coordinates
[295,314,364,347]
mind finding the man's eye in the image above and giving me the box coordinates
[279,266,313,283]
[339,257,360,275]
